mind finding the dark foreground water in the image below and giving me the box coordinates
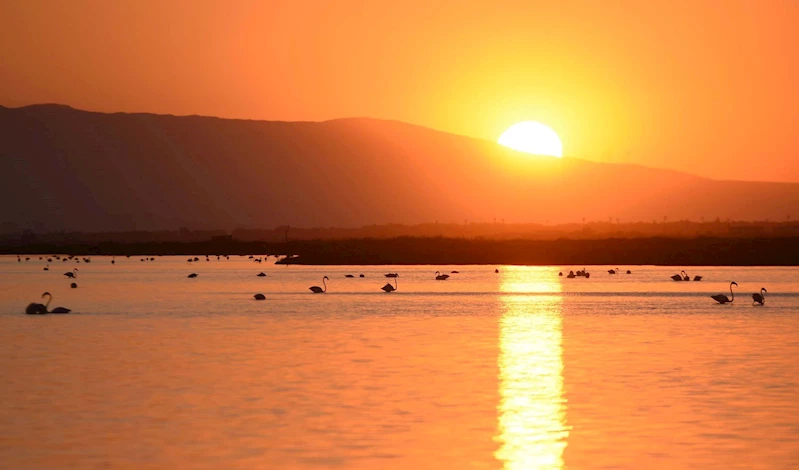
[1,256,798,469]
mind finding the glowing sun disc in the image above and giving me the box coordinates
[498,121,563,157]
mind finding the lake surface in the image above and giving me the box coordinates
[1,255,798,469]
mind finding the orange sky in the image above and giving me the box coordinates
[1,0,798,182]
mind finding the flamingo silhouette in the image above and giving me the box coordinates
[25,293,48,314]
[187,273,198,278]
[608,268,619,274]
[711,282,738,304]
[382,276,398,292]
[435,271,450,280]
[254,293,266,300]
[671,270,687,281]
[310,276,329,293]
[43,264,49,271]
[25,292,71,314]
[64,268,78,278]
[752,288,767,305]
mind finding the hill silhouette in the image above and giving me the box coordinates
[2,104,797,233]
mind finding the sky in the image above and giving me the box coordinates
[1,0,798,182]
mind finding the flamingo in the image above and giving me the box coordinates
[435,271,450,280]
[309,276,329,293]
[43,264,49,271]
[188,273,198,278]
[64,268,78,278]
[257,272,266,277]
[451,270,459,274]
[626,270,632,274]
[25,293,48,315]
[254,293,266,300]
[559,272,563,276]
[70,283,77,288]
[382,276,398,292]
[26,292,71,314]
[608,268,619,274]
[693,275,703,281]
[495,268,499,273]
[345,274,355,278]
[567,271,576,278]
[752,288,767,305]
[671,270,687,281]
[384,273,398,278]
[359,274,365,278]
[711,281,738,304]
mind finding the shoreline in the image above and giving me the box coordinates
[2,236,798,266]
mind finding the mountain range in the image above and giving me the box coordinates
[2,104,796,233]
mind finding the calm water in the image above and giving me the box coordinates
[1,256,798,469]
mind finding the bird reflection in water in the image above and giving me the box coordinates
[495,267,570,470]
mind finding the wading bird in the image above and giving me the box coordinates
[711,281,738,304]
[752,288,767,305]
[310,276,329,293]
[382,276,398,293]
[435,271,450,280]
[254,293,266,300]
[64,268,78,278]
[671,270,687,281]
[25,292,71,314]
[25,294,48,314]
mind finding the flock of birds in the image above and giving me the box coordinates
[19,254,771,313]
[665,269,767,305]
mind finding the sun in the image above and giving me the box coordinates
[498,121,563,158]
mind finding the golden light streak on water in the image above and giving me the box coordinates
[495,267,570,469]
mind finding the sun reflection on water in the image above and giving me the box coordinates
[495,267,570,470]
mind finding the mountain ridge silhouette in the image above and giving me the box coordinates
[2,104,796,233]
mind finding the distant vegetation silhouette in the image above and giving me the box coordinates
[4,234,799,266]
